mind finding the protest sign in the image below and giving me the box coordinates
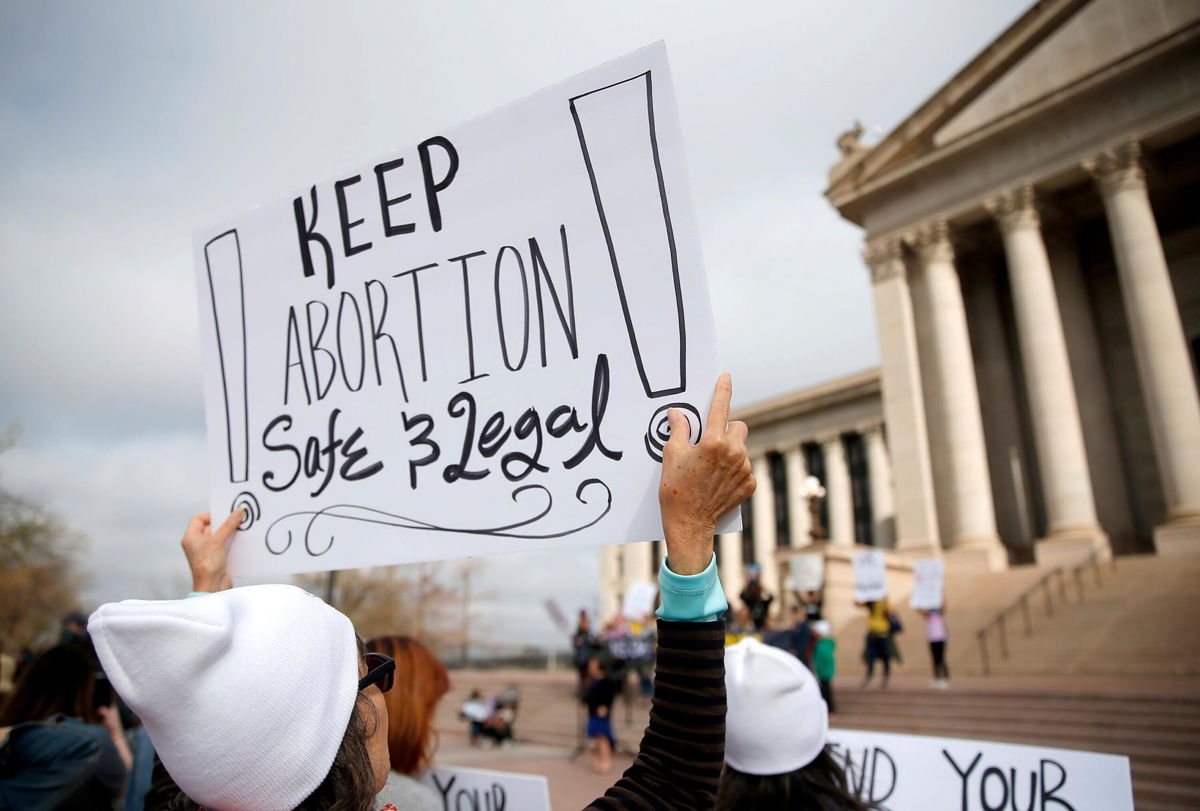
[910,557,945,610]
[421,765,550,811]
[852,548,887,602]
[826,728,1133,811]
[193,43,732,576]
[787,552,824,592]
[622,579,659,619]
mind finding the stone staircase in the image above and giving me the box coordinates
[438,556,1200,808]
[831,554,1200,678]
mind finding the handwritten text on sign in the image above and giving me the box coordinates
[827,728,1133,810]
[421,765,550,811]
[193,43,730,576]
[852,549,888,603]
[909,557,945,610]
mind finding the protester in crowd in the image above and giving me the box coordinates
[717,637,880,810]
[84,373,754,810]
[811,620,837,713]
[921,603,950,689]
[572,610,595,694]
[740,565,773,631]
[725,605,759,646]
[860,598,894,688]
[459,689,488,744]
[802,588,824,621]
[0,643,133,807]
[367,636,449,810]
[763,604,813,667]
[582,656,620,774]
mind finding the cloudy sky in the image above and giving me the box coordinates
[0,0,1027,647]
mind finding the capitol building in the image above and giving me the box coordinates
[601,0,1200,620]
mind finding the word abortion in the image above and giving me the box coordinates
[282,224,579,407]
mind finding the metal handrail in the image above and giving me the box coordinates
[976,549,1115,675]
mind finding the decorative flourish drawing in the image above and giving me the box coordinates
[264,479,613,557]
[644,403,701,461]
[231,491,261,531]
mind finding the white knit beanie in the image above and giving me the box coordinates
[724,637,829,775]
[88,584,359,811]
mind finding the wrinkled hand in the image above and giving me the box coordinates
[181,510,243,592]
[658,373,756,575]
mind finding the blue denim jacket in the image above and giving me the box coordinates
[0,715,116,810]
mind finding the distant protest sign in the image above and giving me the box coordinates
[787,552,824,592]
[622,579,659,619]
[193,43,731,576]
[827,728,1133,810]
[909,557,944,610]
[852,549,887,602]
[421,765,550,811]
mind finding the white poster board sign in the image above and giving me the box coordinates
[422,765,551,811]
[787,552,824,592]
[827,728,1133,810]
[909,557,945,610]
[622,579,659,619]
[852,549,888,602]
[193,43,733,576]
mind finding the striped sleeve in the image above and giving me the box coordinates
[584,619,726,810]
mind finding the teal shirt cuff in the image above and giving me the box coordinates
[656,555,728,622]
[187,591,210,599]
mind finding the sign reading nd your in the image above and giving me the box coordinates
[194,43,731,576]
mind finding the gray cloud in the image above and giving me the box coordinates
[1,0,1028,646]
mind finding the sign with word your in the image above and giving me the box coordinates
[193,43,729,576]
[422,765,550,811]
[827,728,1133,811]
[909,557,945,610]
[852,549,888,603]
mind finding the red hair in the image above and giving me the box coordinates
[365,635,450,775]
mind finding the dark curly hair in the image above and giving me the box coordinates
[716,748,885,811]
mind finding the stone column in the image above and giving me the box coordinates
[1083,142,1200,555]
[622,540,655,607]
[863,238,941,556]
[906,220,1006,570]
[861,422,896,549]
[785,446,812,547]
[985,184,1108,566]
[599,545,621,621]
[751,455,781,611]
[718,532,746,607]
[819,433,855,545]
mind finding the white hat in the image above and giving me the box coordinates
[89,584,359,811]
[724,637,828,775]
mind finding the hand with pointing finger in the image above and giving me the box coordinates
[658,373,756,576]
[181,509,244,593]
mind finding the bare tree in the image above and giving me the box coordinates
[0,437,87,655]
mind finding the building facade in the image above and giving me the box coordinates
[601,0,1200,618]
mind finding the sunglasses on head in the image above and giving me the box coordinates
[358,652,395,693]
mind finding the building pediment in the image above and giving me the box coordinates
[826,0,1200,224]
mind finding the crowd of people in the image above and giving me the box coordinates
[0,375,946,809]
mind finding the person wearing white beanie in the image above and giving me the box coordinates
[86,374,759,811]
[88,509,395,811]
[717,637,881,810]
